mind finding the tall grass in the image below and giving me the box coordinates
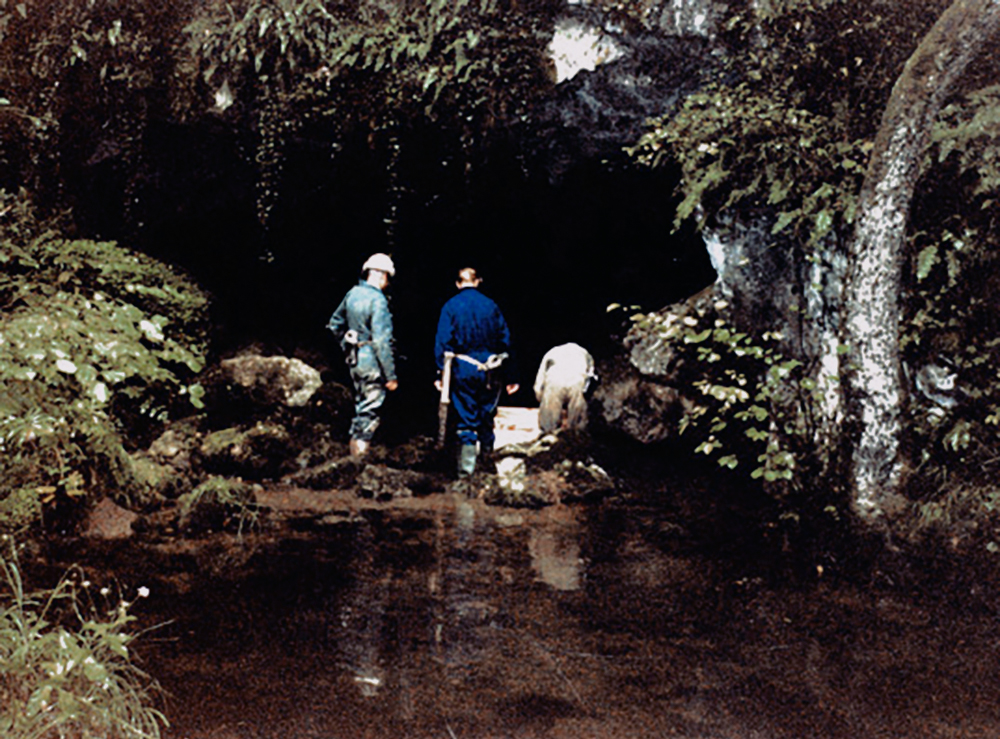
[0,537,167,738]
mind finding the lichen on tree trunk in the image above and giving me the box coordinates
[842,0,1000,522]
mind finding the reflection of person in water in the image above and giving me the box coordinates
[528,507,584,592]
[336,520,387,697]
[429,500,500,675]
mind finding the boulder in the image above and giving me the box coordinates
[282,454,363,490]
[591,357,689,444]
[482,432,616,507]
[197,422,294,479]
[219,353,322,408]
[81,497,139,540]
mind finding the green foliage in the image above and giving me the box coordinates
[629,83,869,242]
[0,0,191,206]
[0,0,554,235]
[0,538,167,738]
[0,192,210,528]
[178,477,260,536]
[627,0,947,242]
[934,84,1000,207]
[184,0,548,120]
[907,483,1000,547]
[902,220,1000,494]
[630,302,816,492]
[182,0,552,224]
[0,488,42,536]
[629,0,1000,523]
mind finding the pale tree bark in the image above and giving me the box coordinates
[843,0,1000,522]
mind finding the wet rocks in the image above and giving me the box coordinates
[282,452,362,490]
[176,477,259,535]
[482,431,616,507]
[199,350,351,433]
[357,465,436,500]
[589,285,721,444]
[198,422,295,479]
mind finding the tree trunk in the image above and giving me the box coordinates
[843,0,1000,522]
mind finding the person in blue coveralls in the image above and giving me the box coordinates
[327,253,399,458]
[434,267,519,477]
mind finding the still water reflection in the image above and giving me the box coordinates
[84,494,1000,739]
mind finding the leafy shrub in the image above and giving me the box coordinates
[0,190,211,529]
[0,537,167,738]
[624,301,813,492]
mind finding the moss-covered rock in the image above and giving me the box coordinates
[176,477,259,534]
[197,422,293,479]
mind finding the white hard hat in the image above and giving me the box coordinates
[362,253,395,277]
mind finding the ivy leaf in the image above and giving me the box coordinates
[916,244,939,281]
[772,209,799,234]
[718,454,739,469]
[812,209,833,243]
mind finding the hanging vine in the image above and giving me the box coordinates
[181,0,553,243]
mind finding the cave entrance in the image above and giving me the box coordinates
[80,117,714,441]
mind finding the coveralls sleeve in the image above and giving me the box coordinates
[370,294,397,382]
[496,308,517,385]
[434,304,454,373]
[327,296,348,343]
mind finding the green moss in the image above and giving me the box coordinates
[200,428,247,458]
[0,488,43,534]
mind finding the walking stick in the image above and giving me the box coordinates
[436,352,454,449]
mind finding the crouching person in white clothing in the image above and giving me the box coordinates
[534,343,595,434]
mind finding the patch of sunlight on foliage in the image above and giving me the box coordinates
[0,189,211,531]
[0,537,168,738]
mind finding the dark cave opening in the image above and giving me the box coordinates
[69,117,715,441]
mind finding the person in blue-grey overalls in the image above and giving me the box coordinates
[434,267,519,477]
[328,253,399,458]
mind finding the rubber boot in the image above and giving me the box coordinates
[457,444,478,478]
[349,438,369,458]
